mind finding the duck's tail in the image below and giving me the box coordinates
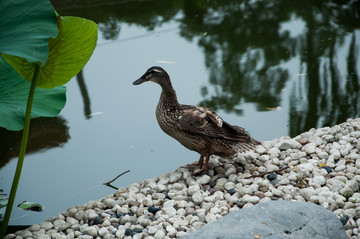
[231,137,261,153]
[231,125,262,153]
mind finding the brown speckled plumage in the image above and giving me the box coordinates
[134,66,261,172]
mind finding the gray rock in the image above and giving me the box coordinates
[181,201,346,239]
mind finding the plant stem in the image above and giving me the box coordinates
[0,65,39,238]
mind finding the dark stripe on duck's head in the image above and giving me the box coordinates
[133,66,169,85]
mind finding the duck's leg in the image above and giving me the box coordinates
[203,153,210,172]
[197,154,205,168]
[183,154,204,170]
[192,154,210,175]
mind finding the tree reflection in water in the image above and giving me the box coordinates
[53,0,360,137]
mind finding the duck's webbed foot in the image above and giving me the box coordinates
[182,154,210,176]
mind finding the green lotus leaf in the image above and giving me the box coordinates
[0,55,66,131]
[0,0,57,66]
[17,201,43,212]
[2,16,98,89]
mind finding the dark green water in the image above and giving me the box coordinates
[1,0,359,226]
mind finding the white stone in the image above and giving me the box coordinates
[66,217,79,225]
[242,195,260,204]
[335,165,346,172]
[345,180,359,191]
[330,148,341,160]
[154,229,165,239]
[78,235,93,239]
[103,198,115,206]
[204,191,224,203]
[85,209,98,220]
[33,230,46,237]
[28,224,40,232]
[205,213,217,223]
[171,218,189,227]
[196,175,211,185]
[192,191,204,204]
[40,221,53,230]
[225,166,236,176]
[16,230,32,238]
[327,179,345,192]
[297,163,314,176]
[142,197,153,207]
[162,207,176,217]
[51,233,66,239]
[245,152,259,160]
[268,147,280,157]
[176,231,188,237]
[53,219,70,231]
[36,234,52,239]
[210,206,222,215]
[188,185,201,196]
[202,202,214,212]
[355,158,360,168]
[258,155,270,162]
[102,219,111,226]
[98,227,109,237]
[120,215,137,224]
[156,184,167,192]
[166,225,177,237]
[302,143,316,154]
[291,152,307,160]
[82,226,98,237]
[169,172,182,183]
[148,225,160,235]
[275,139,302,150]
[312,175,326,186]
[163,200,175,208]
[300,188,316,201]
[224,182,236,191]
[271,189,284,197]
[255,145,267,154]
[316,150,328,159]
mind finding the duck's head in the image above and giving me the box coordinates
[133,66,170,86]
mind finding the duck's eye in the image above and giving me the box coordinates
[145,73,153,79]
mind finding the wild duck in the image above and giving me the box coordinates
[133,66,261,173]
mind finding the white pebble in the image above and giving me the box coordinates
[81,226,98,237]
[169,172,182,183]
[162,207,176,217]
[154,230,165,239]
[242,195,260,204]
[205,213,217,223]
[192,191,204,204]
[166,225,177,237]
[330,148,341,159]
[196,175,211,185]
[98,227,109,237]
[188,185,201,196]
[312,175,326,186]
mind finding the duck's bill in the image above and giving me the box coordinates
[133,77,146,85]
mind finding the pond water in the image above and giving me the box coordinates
[1,0,359,226]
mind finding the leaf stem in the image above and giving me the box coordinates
[0,65,39,238]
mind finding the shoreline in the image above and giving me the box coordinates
[5,118,360,239]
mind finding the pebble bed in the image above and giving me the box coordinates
[5,118,360,239]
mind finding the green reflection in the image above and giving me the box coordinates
[53,0,360,137]
[0,117,70,169]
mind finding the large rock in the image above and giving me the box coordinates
[181,200,346,239]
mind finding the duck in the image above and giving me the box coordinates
[133,66,261,173]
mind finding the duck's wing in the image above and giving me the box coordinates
[178,105,252,142]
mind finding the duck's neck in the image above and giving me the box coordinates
[158,78,178,108]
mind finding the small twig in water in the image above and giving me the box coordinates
[245,166,289,179]
[103,170,130,185]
